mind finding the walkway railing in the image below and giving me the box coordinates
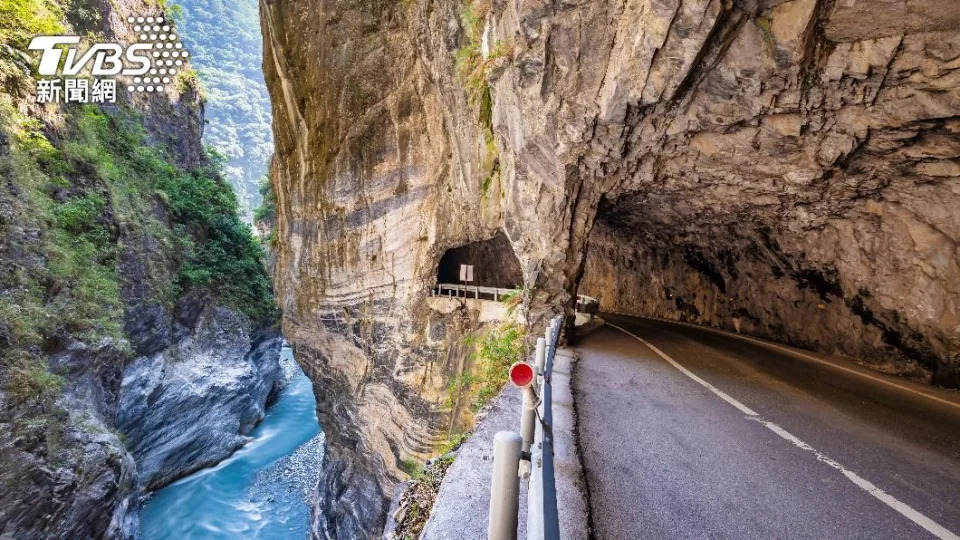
[433,283,516,301]
[433,283,599,314]
[489,315,563,540]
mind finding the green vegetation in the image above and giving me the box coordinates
[755,16,777,52]
[0,0,277,465]
[0,98,277,458]
[174,66,202,96]
[454,1,513,199]
[437,431,469,456]
[398,457,424,479]
[0,0,65,49]
[0,102,276,355]
[253,175,278,248]
[498,286,527,315]
[166,2,183,21]
[6,357,64,406]
[392,453,457,539]
[172,0,273,220]
[253,175,276,223]
[1,106,126,346]
[446,322,526,414]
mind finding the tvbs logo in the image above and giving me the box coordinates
[28,15,190,104]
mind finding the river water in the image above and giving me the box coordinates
[140,346,324,539]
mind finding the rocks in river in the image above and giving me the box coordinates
[275,345,301,391]
[116,305,283,491]
[252,431,326,505]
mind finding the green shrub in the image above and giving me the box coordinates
[7,357,64,406]
[253,175,276,223]
[437,431,469,455]
[0,0,64,50]
[0,102,277,358]
[446,322,526,414]
[66,105,278,323]
[53,193,106,234]
[398,457,424,479]
[156,161,276,321]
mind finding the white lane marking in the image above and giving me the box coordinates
[607,322,960,540]
[613,325,758,416]
[614,312,960,412]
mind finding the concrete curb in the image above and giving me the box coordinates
[419,349,590,539]
[573,317,606,341]
[545,348,591,540]
[420,385,528,539]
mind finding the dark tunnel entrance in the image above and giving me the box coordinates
[436,230,522,289]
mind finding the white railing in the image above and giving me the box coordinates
[432,283,516,301]
[489,316,563,540]
[433,283,599,313]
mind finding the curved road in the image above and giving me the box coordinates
[573,313,960,540]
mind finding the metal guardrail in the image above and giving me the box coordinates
[434,283,598,315]
[433,283,516,301]
[489,316,563,540]
[576,294,599,315]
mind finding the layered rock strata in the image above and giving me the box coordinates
[260,0,960,535]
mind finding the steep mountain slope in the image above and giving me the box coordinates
[174,0,274,221]
[0,0,281,536]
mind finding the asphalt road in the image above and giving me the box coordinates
[573,314,960,540]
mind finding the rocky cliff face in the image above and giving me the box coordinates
[117,305,282,491]
[0,0,281,537]
[261,0,960,536]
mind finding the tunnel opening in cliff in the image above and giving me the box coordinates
[436,230,523,289]
[578,190,959,389]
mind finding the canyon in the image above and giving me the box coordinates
[260,0,960,537]
[0,0,282,537]
[0,0,956,537]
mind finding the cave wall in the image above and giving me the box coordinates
[580,220,953,384]
[261,0,960,535]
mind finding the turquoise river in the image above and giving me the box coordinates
[140,346,323,539]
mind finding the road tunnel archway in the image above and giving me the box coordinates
[436,230,522,289]
[576,191,959,388]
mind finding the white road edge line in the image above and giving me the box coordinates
[610,312,960,412]
[607,322,960,540]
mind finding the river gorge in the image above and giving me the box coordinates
[1,0,958,538]
[140,346,323,539]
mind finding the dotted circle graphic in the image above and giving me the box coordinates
[124,15,190,93]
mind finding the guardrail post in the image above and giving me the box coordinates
[489,431,523,540]
[544,325,553,359]
[535,337,546,376]
[541,317,561,540]
[520,386,537,454]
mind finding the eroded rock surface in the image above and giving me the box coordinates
[0,0,281,537]
[261,0,960,535]
[117,305,282,490]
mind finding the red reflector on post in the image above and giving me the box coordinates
[508,362,535,388]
